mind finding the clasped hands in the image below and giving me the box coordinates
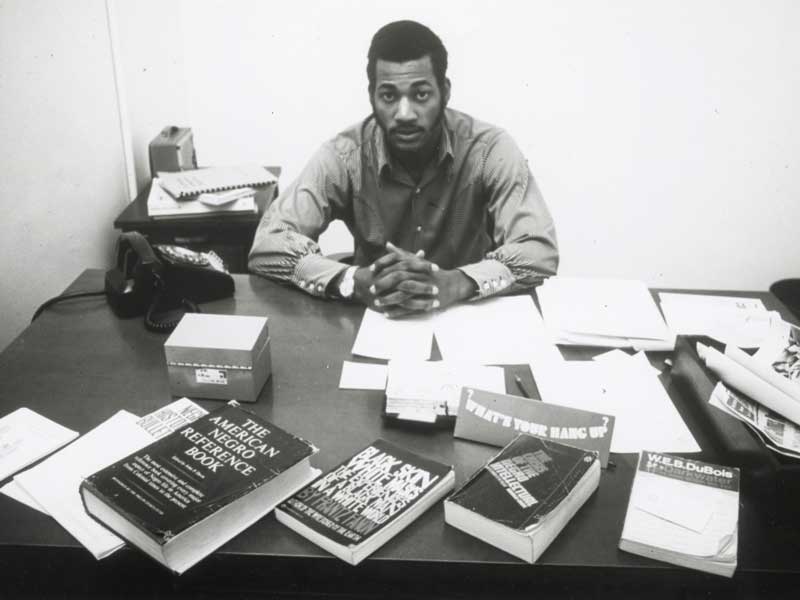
[351,242,475,318]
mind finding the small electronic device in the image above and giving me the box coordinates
[148,126,197,176]
[105,231,234,331]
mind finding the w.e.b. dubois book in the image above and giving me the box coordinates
[619,451,739,577]
[275,439,454,565]
[79,402,318,574]
[444,433,600,563]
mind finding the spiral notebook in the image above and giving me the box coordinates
[157,165,277,199]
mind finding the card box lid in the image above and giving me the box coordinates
[164,314,269,368]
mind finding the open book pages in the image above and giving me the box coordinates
[538,277,674,349]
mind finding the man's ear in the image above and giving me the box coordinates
[442,78,451,107]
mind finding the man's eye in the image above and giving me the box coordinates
[415,91,430,101]
[380,92,396,103]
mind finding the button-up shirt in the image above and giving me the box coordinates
[248,108,558,298]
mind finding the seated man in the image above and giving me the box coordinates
[248,20,558,318]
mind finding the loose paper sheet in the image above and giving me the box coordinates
[534,354,699,453]
[339,361,389,390]
[0,407,78,481]
[351,309,434,360]
[432,295,560,365]
[658,293,779,348]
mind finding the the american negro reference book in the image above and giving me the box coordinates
[444,433,600,563]
[79,402,318,574]
[275,439,454,565]
[619,451,739,577]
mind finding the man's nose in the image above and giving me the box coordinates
[395,97,416,123]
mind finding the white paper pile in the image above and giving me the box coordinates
[538,277,675,351]
[658,293,783,348]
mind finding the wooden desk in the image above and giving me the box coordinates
[113,167,281,273]
[1,271,798,599]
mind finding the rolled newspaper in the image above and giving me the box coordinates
[698,343,800,426]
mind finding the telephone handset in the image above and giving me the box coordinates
[105,231,234,332]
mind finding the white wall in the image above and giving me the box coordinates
[2,0,798,351]
[0,0,130,351]
[122,0,799,286]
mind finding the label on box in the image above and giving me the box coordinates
[196,368,228,385]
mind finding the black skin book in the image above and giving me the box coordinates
[448,434,597,530]
[277,439,453,549]
[80,403,316,544]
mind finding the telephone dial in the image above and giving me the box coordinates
[105,231,234,331]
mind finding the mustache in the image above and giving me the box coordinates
[390,126,424,135]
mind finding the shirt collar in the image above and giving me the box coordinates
[375,114,454,178]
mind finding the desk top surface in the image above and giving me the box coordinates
[1,269,798,596]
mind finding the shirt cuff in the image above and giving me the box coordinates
[293,254,349,298]
[457,259,515,300]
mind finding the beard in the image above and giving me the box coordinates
[372,101,447,164]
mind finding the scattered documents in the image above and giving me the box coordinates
[533,351,699,453]
[538,277,675,351]
[351,309,434,360]
[351,296,562,366]
[339,361,388,390]
[432,295,561,365]
[12,399,206,559]
[0,407,78,481]
[658,292,782,348]
[385,361,505,422]
[147,177,257,219]
[619,451,739,578]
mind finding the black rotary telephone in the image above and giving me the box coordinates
[104,231,234,331]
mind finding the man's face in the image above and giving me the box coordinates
[371,55,450,157]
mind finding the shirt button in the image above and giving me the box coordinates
[415,187,421,194]
[416,226,423,232]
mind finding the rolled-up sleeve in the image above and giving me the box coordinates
[248,143,351,297]
[457,131,558,298]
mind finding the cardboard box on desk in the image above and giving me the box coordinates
[164,314,271,403]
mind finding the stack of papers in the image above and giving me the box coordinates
[147,178,257,220]
[538,277,675,351]
[532,350,699,453]
[658,293,782,348]
[385,361,506,423]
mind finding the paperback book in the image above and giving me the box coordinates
[619,451,739,577]
[275,439,454,565]
[444,433,600,563]
[80,402,318,574]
